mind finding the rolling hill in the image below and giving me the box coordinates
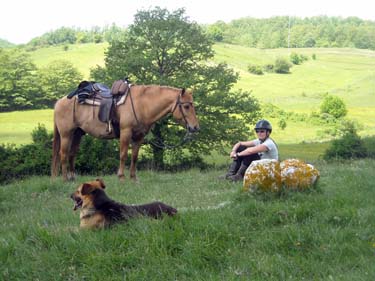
[1,42,373,146]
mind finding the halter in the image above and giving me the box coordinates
[149,88,195,149]
[171,88,194,129]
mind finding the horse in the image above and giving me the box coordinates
[51,84,199,182]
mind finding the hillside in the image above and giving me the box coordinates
[25,43,375,143]
[0,38,14,48]
[29,43,108,78]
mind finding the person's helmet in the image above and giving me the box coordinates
[254,119,272,132]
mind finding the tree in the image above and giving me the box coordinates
[320,94,347,119]
[38,60,83,107]
[0,49,40,111]
[91,7,260,166]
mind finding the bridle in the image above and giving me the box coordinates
[171,88,194,129]
[149,88,196,149]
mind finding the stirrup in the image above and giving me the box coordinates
[106,121,112,134]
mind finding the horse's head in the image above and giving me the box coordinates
[172,89,199,133]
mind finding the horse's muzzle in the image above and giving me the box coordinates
[188,125,200,133]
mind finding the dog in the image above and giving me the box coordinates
[70,179,177,229]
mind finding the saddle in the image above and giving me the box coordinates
[68,78,130,135]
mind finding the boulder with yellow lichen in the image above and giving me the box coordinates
[243,158,320,193]
[280,159,320,190]
[243,159,282,193]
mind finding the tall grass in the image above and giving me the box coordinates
[1,159,374,280]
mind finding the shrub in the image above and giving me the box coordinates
[320,94,347,119]
[274,57,292,74]
[0,125,52,183]
[324,130,367,160]
[263,64,274,73]
[290,52,301,65]
[247,64,263,75]
[363,136,375,158]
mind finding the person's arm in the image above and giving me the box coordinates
[230,140,256,158]
[234,143,268,158]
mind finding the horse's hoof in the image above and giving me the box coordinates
[131,177,139,183]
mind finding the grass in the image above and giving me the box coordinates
[1,159,374,280]
[28,43,108,78]
[212,44,375,137]
[0,109,53,145]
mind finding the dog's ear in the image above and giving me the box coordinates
[81,183,94,195]
[96,178,106,189]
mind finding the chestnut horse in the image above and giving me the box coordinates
[51,85,199,181]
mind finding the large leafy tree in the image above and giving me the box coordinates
[91,7,260,166]
[0,49,40,111]
[38,60,83,108]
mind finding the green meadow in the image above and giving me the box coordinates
[1,43,375,280]
[1,160,374,280]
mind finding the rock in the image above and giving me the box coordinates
[243,159,281,193]
[280,159,320,190]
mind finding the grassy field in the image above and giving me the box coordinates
[212,44,375,137]
[29,43,108,78]
[1,160,374,280]
[1,43,374,280]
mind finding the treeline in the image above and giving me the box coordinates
[2,15,374,50]
[206,16,375,49]
[26,24,125,49]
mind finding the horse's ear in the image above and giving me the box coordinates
[95,178,106,189]
[181,88,185,96]
[81,183,94,195]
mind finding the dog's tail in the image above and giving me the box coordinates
[51,121,60,178]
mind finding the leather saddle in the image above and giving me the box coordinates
[67,79,130,135]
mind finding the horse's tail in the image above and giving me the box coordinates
[51,121,61,178]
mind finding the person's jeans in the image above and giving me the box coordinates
[236,145,261,166]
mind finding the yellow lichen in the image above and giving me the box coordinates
[243,159,281,193]
[243,158,320,193]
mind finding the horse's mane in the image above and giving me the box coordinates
[144,85,180,91]
[133,85,182,98]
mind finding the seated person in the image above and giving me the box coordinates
[220,119,278,181]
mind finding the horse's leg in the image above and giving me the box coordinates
[129,138,144,181]
[118,129,132,181]
[68,129,84,181]
[59,134,73,182]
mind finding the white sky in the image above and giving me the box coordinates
[1,0,374,44]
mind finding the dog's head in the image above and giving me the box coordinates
[71,178,106,211]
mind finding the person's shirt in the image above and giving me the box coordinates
[252,138,278,160]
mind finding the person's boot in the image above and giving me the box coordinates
[218,160,240,180]
[228,163,248,182]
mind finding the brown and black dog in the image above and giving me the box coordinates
[70,179,177,229]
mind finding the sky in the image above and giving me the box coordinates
[1,0,374,44]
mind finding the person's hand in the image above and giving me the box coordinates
[230,151,237,159]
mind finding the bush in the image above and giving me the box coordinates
[363,136,375,158]
[247,64,263,75]
[274,57,292,74]
[324,131,367,160]
[0,125,52,183]
[320,94,347,119]
[263,64,274,73]
[290,52,301,65]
